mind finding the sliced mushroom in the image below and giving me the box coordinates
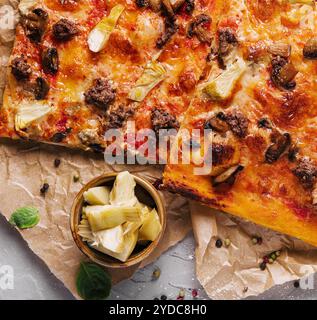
[204,112,229,133]
[161,0,174,18]
[268,42,291,58]
[156,17,178,49]
[277,63,298,88]
[212,165,244,186]
[265,131,291,164]
[21,8,48,43]
[195,26,211,44]
[42,48,59,75]
[34,77,49,100]
[187,14,212,45]
[303,37,317,60]
[271,56,298,90]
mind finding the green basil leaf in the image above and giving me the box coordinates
[76,262,111,300]
[9,206,40,229]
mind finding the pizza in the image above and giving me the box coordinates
[0,0,215,154]
[2,0,317,246]
[163,0,317,246]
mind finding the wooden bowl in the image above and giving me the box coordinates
[70,172,166,268]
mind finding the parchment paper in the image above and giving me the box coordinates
[0,138,191,298]
[1,0,317,300]
[191,202,317,299]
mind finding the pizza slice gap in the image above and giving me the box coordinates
[163,0,317,246]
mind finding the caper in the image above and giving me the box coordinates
[303,37,317,60]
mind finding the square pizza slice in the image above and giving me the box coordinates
[163,0,317,246]
[0,0,222,154]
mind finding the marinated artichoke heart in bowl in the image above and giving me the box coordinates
[77,171,162,262]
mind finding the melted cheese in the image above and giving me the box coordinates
[4,0,317,246]
[164,0,317,247]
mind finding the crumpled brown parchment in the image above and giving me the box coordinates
[191,202,317,299]
[0,139,191,298]
[1,0,317,300]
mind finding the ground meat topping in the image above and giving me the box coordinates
[217,28,238,69]
[105,105,134,129]
[293,158,317,190]
[52,19,79,41]
[11,55,31,81]
[85,78,116,110]
[21,8,48,43]
[187,14,212,45]
[151,108,179,135]
[225,111,248,138]
[156,17,178,49]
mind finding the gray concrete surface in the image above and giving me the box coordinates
[0,214,317,300]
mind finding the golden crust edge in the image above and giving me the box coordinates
[163,175,317,248]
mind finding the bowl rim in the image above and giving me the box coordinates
[70,172,166,268]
